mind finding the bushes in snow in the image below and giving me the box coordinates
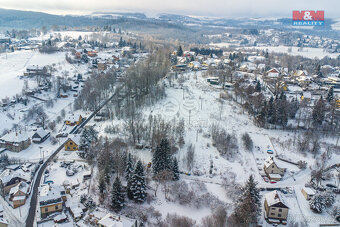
[211,124,238,160]
[158,214,196,227]
[168,181,224,209]
[309,191,335,213]
[202,206,227,227]
[241,132,253,151]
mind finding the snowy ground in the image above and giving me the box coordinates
[243,46,340,59]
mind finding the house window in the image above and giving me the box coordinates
[270,213,275,216]
[279,209,282,212]
[45,208,48,212]
[271,170,273,173]
[67,147,70,150]
[70,142,73,145]
[73,147,76,150]
[272,166,274,168]
[55,205,59,210]
[278,214,281,217]
[272,207,276,210]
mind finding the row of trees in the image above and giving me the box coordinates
[233,77,340,131]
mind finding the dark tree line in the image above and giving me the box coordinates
[190,47,223,57]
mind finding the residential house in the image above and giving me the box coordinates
[98,213,138,227]
[24,65,46,77]
[0,218,8,227]
[264,190,289,224]
[65,115,83,126]
[266,68,280,78]
[292,70,308,78]
[39,184,67,218]
[301,187,315,200]
[32,129,50,144]
[64,136,80,151]
[97,60,107,71]
[9,181,29,208]
[263,157,285,181]
[0,171,30,194]
[0,131,31,152]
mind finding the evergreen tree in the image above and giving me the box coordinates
[125,153,134,181]
[79,126,98,153]
[232,175,261,225]
[315,64,323,77]
[98,176,106,197]
[255,80,261,92]
[177,45,183,57]
[172,158,180,181]
[152,139,172,175]
[244,175,261,208]
[128,161,147,203]
[111,177,125,212]
[119,37,124,47]
[327,87,334,102]
[310,193,326,213]
[312,96,326,126]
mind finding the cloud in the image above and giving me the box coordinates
[0,0,338,18]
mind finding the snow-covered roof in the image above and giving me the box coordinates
[12,196,26,201]
[33,129,49,139]
[66,115,82,122]
[98,214,124,227]
[39,184,65,204]
[68,135,81,146]
[0,131,30,143]
[0,218,9,225]
[302,187,315,195]
[54,213,67,222]
[0,171,30,185]
[9,181,29,196]
[264,157,275,168]
[70,205,82,218]
[265,190,288,208]
[268,173,282,179]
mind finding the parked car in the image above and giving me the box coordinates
[326,183,337,188]
[66,169,75,176]
[267,149,274,154]
[263,177,269,182]
[56,132,68,138]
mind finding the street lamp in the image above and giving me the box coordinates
[39,146,44,162]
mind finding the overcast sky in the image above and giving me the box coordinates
[0,0,338,18]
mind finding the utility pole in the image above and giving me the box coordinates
[39,146,43,160]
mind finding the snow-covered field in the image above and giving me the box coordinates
[89,71,340,225]
[0,50,75,100]
[243,46,340,59]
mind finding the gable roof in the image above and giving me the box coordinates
[0,131,30,143]
[66,115,82,122]
[267,68,280,73]
[265,190,288,208]
[98,214,124,227]
[264,157,276,168]
[33,129,49,139]
[67,135,81,146]
[0,171,30,185]
[9,181,29,196]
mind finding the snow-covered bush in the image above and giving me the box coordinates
[241,132,253,151]
[158,214,196,227]
[309,191,335,213]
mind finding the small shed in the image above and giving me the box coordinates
[301,187,315,200]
